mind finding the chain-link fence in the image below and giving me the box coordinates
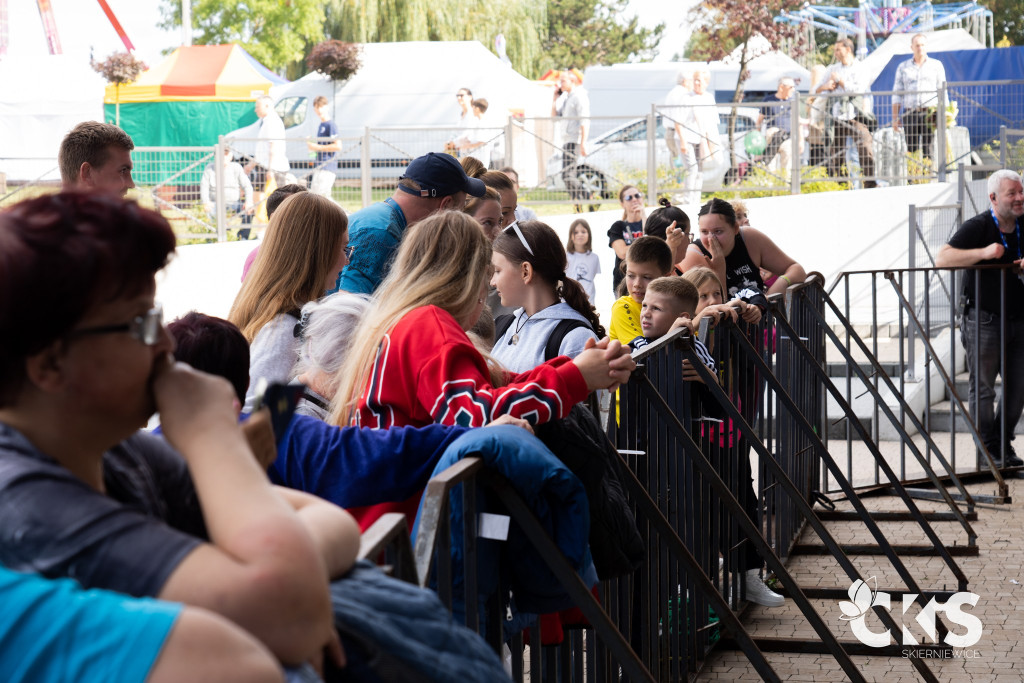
[3,79,1021,235]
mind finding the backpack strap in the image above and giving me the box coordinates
[544,318,592,361]
[494,314,515,342]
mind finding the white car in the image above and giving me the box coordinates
[545,109,761,197]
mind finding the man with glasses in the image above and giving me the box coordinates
[936,169,1024,469]
[892,33,947,155]
[0,191,357,668]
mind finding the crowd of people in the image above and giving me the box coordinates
[22,101,1024,680]
[0,115,819,680]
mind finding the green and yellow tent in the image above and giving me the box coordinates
[104,43,287,147]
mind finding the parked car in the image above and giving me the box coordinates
[544,109,761,197]
[224,97,447,181]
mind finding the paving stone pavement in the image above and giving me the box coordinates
[695,476,1024,682]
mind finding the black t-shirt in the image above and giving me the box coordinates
[0,424,206,598]
[947,211,1024,317]
[607,219,644,293]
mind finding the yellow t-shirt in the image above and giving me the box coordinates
[609,295,643,346]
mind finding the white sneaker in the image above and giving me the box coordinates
[742,569,785,607]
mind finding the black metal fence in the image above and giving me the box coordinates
[349,273,1004,680]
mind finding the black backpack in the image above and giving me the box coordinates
[494,314,591,361]
[535,403,645,579]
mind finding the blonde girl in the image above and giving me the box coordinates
[229,192,349,410]
[331,210,633,431]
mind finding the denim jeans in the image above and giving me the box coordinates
[960,309,1024,459]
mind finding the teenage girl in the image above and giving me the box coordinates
[332,210,633,431]
[229,192,349,411]
[491,220,605,372]
[564,218,602,304]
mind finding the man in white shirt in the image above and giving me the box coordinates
[244,96,289,210]
[552,70,590,211]
[817,38,877,188]
[892,33,947,154]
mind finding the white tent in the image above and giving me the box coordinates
[583,52,810,137]
[273,41,551,133]
[0,55,107,181]
[859,29,984,85]
[226,40,551,184]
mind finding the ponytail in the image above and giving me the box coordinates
[558,275,606,338]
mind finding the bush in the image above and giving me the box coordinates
[306,40,362,82]
[91,51,147,85]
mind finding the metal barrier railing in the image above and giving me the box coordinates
[826,267,1012,505]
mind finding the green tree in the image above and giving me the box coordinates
[158,0,325,72]
[542,0,663,74]
[990,0,1024,45]
[322,0,548,78]
[687,0,807,171]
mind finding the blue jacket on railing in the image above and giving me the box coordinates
[412,425,592,619]
[270,414,468,508]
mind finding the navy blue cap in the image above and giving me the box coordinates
[398,152,486,199]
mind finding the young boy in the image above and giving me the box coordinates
[628,277,715,380]
[609,236,674,346]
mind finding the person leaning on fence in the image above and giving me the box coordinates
[58,120,135,197]
[892,33,947,156]
[200,146,253,230]
[306,95,341,197]
[337,153,485,295]
[0,191,358,668]
[817,37,877,188]
[935,169,1024,469]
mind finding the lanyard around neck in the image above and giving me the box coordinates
[992,207,1021,260]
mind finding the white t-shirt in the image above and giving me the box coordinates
[567,250,601,303]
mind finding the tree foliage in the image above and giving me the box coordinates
[989,0,1024,46]
[91,51,147,85]
[158,0,325,72]
[688,0,807,103]
[307,40,363,82]
[322,0,548,78]
[542,0,663,75]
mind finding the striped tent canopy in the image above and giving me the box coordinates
[104,44,287,103]
[103,45,288,184]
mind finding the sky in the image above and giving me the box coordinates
[2,0,699,71]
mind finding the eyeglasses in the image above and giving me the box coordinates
[624,193,643,202]
[343,245,355,259]
[504,221,534,256]
[68,305,164,346]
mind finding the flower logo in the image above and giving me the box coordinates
[839,576,878,621]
